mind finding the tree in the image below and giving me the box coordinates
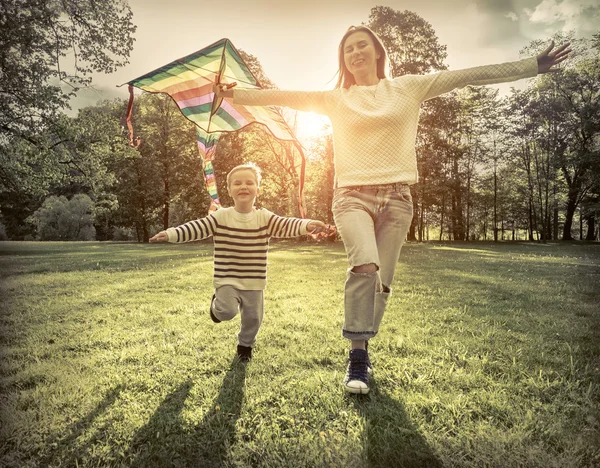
[366,6,447,76]
[518,35,600,241]
[27,194,96,240]
[0,0,135,146]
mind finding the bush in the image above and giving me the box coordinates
[27,194,96,241]
[112,227,135,241]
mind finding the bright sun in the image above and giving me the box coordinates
[295,111,331,142]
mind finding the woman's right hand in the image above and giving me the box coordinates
[213,82,235,98]
[149,231,168,243]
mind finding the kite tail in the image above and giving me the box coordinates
[292,140,307,219]
[197,129,222,213]
[202,158,222,213]
[123,85,141,149]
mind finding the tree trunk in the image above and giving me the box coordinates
[528,201,535,241]
[408,192,417,241]
[163,169,170,229]
[493,155,498,242]
[465,173,471,241]
[419,181,426,242]
[562,189,578,241]
[439,194,445,241]
[553,182,559,240]
[585,214,596,241]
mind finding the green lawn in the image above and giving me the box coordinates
[1,240,599,467]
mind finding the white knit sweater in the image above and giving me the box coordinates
[234,57,538,187]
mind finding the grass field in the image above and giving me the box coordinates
[1,240,599,467]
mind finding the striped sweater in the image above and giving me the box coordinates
[166,207,311,290]
[234,57,539,188]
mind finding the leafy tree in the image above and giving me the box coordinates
[303,131,335,225]
[0,98,135,239]
[0,0,135,145]
[0,0,135,239]
[366,6,447,76]
[519,34,600,240]
[27,194,96,240]
[456,87,501,240]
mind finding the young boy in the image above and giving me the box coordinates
[150,162,329,361]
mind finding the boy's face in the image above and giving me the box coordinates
[227,169,259,206]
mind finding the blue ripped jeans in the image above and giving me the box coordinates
[332,183,413,341]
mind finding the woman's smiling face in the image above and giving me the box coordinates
[342,31,379,81]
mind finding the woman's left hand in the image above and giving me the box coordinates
[537,41,572,74]
[308,220,335,235]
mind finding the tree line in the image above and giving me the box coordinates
[1,3,598,242]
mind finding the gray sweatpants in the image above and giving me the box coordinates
[211,285,264,347]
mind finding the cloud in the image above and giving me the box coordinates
[524,0,600,35]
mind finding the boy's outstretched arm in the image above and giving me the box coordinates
[149,231,169,243]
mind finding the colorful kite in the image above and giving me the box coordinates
[123,38,307,217]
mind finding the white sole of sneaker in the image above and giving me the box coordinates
[344,383,369,395]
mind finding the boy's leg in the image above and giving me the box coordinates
[211,285,242,322]
[237,290,264,348]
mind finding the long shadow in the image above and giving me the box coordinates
[189,358,248,467]
[125,357,247,467]
[125,379,194,467]
[349,380,444,468]
[35,384,125,467]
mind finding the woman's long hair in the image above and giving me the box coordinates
[334,25,389,89]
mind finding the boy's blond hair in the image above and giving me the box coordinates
[226,162,262,188]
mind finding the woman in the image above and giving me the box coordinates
[216,26,570,394]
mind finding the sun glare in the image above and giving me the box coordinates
[295,112,331,142]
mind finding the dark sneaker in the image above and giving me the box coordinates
[209,294,221,323]
[365,340,373,373]
[236,345,252,362]
[344,349,369,394]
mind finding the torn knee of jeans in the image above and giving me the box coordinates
[381,284,391,294]
[348,269,378,279]
[351,263,379,274]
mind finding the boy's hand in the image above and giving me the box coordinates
[308,221,335,236]
[149,231,168,243]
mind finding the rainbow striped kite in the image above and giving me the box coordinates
[123,38,306,216]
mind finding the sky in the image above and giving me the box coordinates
[73,0,599,123]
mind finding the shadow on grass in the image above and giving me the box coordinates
[188,358,248,466]
[36,384,125,467]
[349,381,443,468]
[125,357,247,467]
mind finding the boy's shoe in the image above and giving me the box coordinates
[344,349,370,394]
[236,345,252,362]
[209,294,221,323]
